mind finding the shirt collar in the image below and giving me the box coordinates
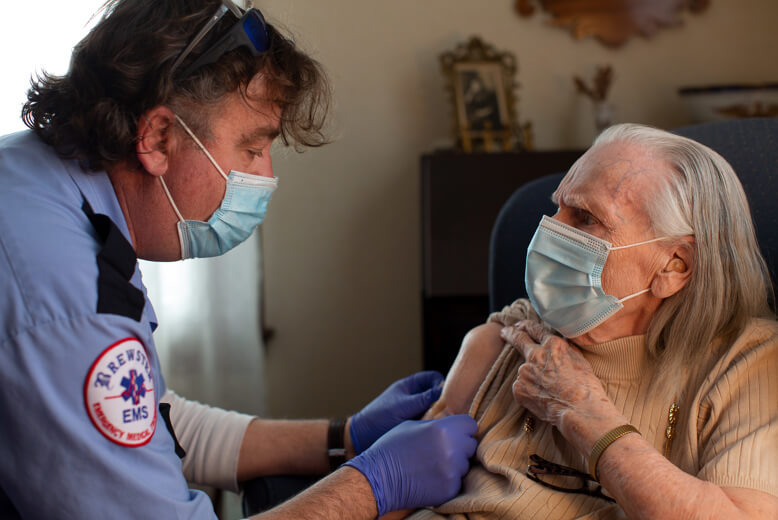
[64,162,158,331]
[64,163,133,245]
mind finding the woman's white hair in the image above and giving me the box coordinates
[591,123,774,418]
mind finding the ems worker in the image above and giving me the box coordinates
[0,1,478,518]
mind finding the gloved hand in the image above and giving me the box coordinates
[344,415,478,515]
[350,371,444,454]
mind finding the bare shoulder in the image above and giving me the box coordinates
[434,322,506,417]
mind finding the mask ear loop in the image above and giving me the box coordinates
[158,176,187,258]
[609,236,669,250]
[609,235,669,303]
[158,177,185,223]
[173,114,230,181]
[617,288,650,304]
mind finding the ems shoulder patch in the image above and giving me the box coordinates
[84,338,157,447]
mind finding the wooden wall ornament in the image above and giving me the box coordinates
[515,0,710,48]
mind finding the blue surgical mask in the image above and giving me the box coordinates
[525,215,668,338]
[159,115,278,259]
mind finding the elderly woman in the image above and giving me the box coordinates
[399,124,778,519]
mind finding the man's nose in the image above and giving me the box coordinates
[258,154,274,178]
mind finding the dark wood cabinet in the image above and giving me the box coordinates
[420,150,583,374]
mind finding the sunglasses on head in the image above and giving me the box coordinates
[170,0,269,79]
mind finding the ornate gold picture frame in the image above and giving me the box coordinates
[440,37,525,152]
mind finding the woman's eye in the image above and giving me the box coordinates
[574,209,599,226]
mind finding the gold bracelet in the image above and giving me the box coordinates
[588,424,640,481]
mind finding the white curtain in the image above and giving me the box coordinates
[140,233,267,416]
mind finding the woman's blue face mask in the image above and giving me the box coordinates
[525,215,668,338]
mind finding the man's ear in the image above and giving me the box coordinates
[651,236,695,299]
[136,106,177,177]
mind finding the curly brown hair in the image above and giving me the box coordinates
[22,0,331,171]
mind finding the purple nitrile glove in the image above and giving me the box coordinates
[350,371,444,454]
[344,415,478,515]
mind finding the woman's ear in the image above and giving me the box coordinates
[651,236,695,299]
[136,106,176,177]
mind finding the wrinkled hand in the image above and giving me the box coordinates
[344,415,478,515]
[350,371,444,454]
[501,321,625,450]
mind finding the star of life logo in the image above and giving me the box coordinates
[84,338,157,447]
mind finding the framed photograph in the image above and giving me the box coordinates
[440,37,528,152]
[454,63,510,133]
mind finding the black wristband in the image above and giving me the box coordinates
[327,418,347,471]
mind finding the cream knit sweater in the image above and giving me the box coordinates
[410,299,778,519]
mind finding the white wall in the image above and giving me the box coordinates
[0,1,103,135]
[257,0,778,418]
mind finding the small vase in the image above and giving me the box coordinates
[593,101,614,134]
